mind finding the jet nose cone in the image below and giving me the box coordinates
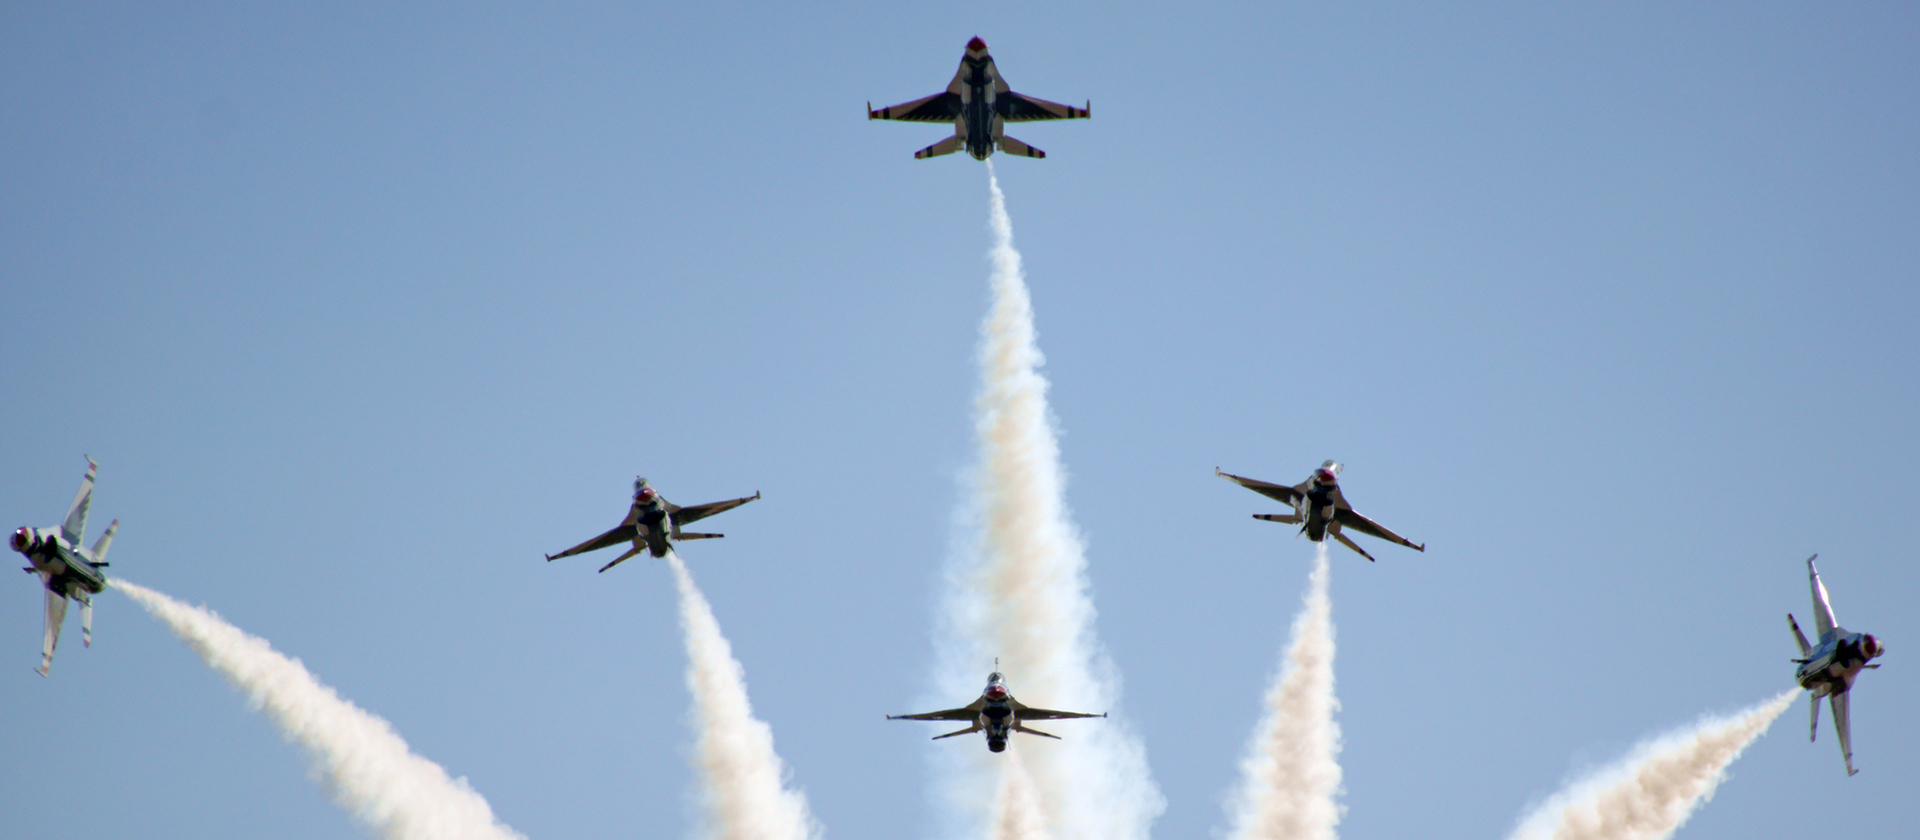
[967,36,987,53]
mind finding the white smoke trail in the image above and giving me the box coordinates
[112,580,525,840]
[1507,689,1797,840]
[930,162,1163,840]
[666,553,819,840]
[1224,543,1344,840]
[992,751,1051,840]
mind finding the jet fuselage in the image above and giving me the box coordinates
[956,53,1002,160]
[976,674,1017,751]
[1296,467,1342,542]
[1796,631,1883,696]
[12,527,106,597]
[633,488,673,558]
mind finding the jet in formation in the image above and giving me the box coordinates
[868,37,1089,160]
[1788,555,1884,775]
[12,457,117,676]
[1216,461,1424,562]
[888,665,1104,752]
[546,477,759,572]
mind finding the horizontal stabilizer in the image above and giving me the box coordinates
[674,532,723,541]
[1012,722,1060,740]
[915,136,964,159]
[597,545,645,573]
[1254,513,1303,525]
[1331,529,1378,562]
[1788,613,1812,657]
[90,520,118,565]
[996,135,1045,158]
[932,723,982,740]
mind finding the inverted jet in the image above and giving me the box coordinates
[1788,555,1884,775]
[888,665,1104,752]
[1216,461,1424,562]
[546,477,758,572]
[12,457,117,676]
[868,37,1089,160]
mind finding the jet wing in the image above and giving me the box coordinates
[869,92,964,123]
[998,92,1090,122]
[669,492,761,527]
[1216,468,1304,505]
[1807,556,1837,641]
[1831,691,1857,775]
[60,457,98,548]
[1007,696,1104,720]
[546,523,640,560]
[1015,707,1105,721]
[39,590,66,677]
[1333,508,1424,552]
[888,698,985,722]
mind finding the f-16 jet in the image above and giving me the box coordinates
[868,37,1089,160]
[12,457,117,676]
[546,477,758,572]
[1788,555,1885,776]
[888,665,1104,752]
[1216,461,1424,562]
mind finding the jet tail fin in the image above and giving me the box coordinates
[674,532,723,541]
[1254,513,1303,525]
[932,723,982,740]
[1012,722,1060,740]
[915,136,964,159]
[597,545,645,573]
[1331,529,1378,562]
[90,520,118,565]
[1788,613,1812,657]
[995,135,1046,158]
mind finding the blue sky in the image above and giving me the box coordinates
[4,3,1916,839]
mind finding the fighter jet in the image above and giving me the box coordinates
[545,477,759,572]
[888,664,1104,752]
[1788,555,1885,775]
[12,457,117,676]
[868,37,1089,160]
[1216,461,1425,562]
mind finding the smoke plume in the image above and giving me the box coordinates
[1507,689,1796,840]
[112,580,526,840]
[930,163,1163,840]
[667,553,819,840]
[1224,542,1344,840]
[991,751,1051,840]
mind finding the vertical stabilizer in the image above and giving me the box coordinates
[89,520,118,565]
[59,457,97,548]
